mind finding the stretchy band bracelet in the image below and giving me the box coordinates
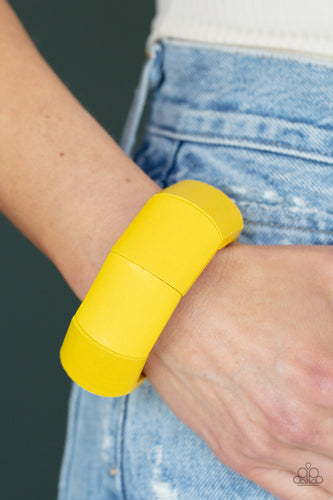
[60,179,243,397]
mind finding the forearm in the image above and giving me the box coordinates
[0,1,160,298]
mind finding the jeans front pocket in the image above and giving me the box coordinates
[142,135,333,246]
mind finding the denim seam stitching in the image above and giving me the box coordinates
[147,126,333,162]
[59,385,82,500]
[118,395,129,500]
[160,139,183,187]
[244,219,333,234]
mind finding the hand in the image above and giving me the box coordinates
[143,244,333,500]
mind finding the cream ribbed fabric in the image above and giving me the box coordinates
[146,0,333,60]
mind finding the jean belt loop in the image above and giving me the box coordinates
[120,42,164,157]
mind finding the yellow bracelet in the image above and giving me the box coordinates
[60,179,243,397]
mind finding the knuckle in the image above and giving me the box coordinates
[297,351,333,407]
[283,349,333,408]
[310,369,333,405]
[267,406,319,447]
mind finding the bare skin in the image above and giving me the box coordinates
[144,243,333,499]
[0,2,332,498]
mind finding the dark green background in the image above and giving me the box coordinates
[1,2,154,499]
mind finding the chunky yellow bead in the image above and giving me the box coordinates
[60,179,243,397]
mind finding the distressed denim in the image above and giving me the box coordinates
[58,40,333,500]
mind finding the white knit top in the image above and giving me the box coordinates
[146,0,333,60]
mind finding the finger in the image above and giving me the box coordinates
[249,465,331,500]
[267,447,333,494]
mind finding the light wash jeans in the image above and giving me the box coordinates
[58,40,333,500]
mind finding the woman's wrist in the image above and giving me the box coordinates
[56,150,162,301]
